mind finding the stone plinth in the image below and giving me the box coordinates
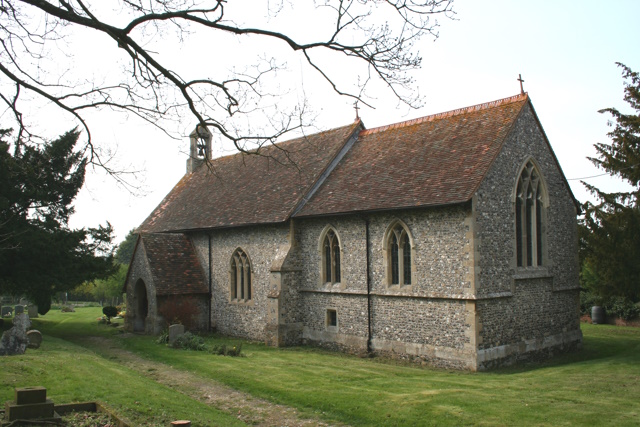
[5,399,55,421]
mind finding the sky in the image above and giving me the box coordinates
[62,0,640,245]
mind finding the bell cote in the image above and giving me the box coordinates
[187,124,212,174]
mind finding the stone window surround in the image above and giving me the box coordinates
[326,307,338,332]
[382,219,416,290]
[318,225,346,290]
[512,157,550,275]
[229,247,254,305]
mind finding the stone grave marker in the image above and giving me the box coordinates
[168,324,185,345]
[27,330,43,349]
[1,306,12,317]
[28,305,39,318]
[0,313,31,356]
[14,305,24,315]
[4,386,55,421]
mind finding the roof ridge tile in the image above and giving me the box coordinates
[361,93,528,136]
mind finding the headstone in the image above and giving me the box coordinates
[168,324,185,345]
[14,305,24,315]
[0,313,31,356]
[1,306,12,317]
[26,330,43,349]
[28,305,39,318]
[15,386,47,405]
[5,386,55,421]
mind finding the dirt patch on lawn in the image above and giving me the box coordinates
[81,336,345,427]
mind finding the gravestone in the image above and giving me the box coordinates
[28,305,39,318]
[27,330,43,349]
[14,305,24,315]
[168,324,185,345]
[0,313,31,356]
[1,306,12,317]
[4,386,55,421]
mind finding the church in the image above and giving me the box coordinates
[123,93,582,370]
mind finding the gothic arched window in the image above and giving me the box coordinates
[321,229,341,284]
[230,248,252,301]
[387,223,412,285]
[516,160,546,267]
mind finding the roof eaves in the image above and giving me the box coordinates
[294,199,472,219]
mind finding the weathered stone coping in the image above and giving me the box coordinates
[300,288,517,300]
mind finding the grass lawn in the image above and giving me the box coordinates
[2,307,640,426]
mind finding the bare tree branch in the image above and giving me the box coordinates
[1,0,454,167]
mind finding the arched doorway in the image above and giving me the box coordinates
[134,279,148,332]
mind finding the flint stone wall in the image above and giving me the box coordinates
[190,224,292,341]
[472,103,582,368]
[296,208,474,367]
[124,240,162,334]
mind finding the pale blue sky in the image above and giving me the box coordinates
[68,1,640,243]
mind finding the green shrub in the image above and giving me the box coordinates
[156,329,169,344]
[604,296,640,321]
[61,305,75,313]
[209,343,244,357]
[102,306,118,323]
[170,332,206,351]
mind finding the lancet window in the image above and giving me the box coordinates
[230,248,252,301]
[322,229,341,284]
[387,223,412,285]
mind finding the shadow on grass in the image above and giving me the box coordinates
[490,322,640,375]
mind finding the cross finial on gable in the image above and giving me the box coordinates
[354,101,360,121]
[518,74,525,94]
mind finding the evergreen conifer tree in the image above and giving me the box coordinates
[0,129,114,313]
[582,63,640,302]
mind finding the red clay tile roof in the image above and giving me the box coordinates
[140,233,208,295]
[138,122,362,232]
[295,94,529,217]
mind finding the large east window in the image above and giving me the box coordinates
[515,160,546,267]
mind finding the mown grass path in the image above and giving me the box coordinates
[79,334,345,427]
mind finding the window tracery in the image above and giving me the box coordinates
[230,248,252,302]
[322,229,341,284]
[387,223,412,285]
[516,160,546,267]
